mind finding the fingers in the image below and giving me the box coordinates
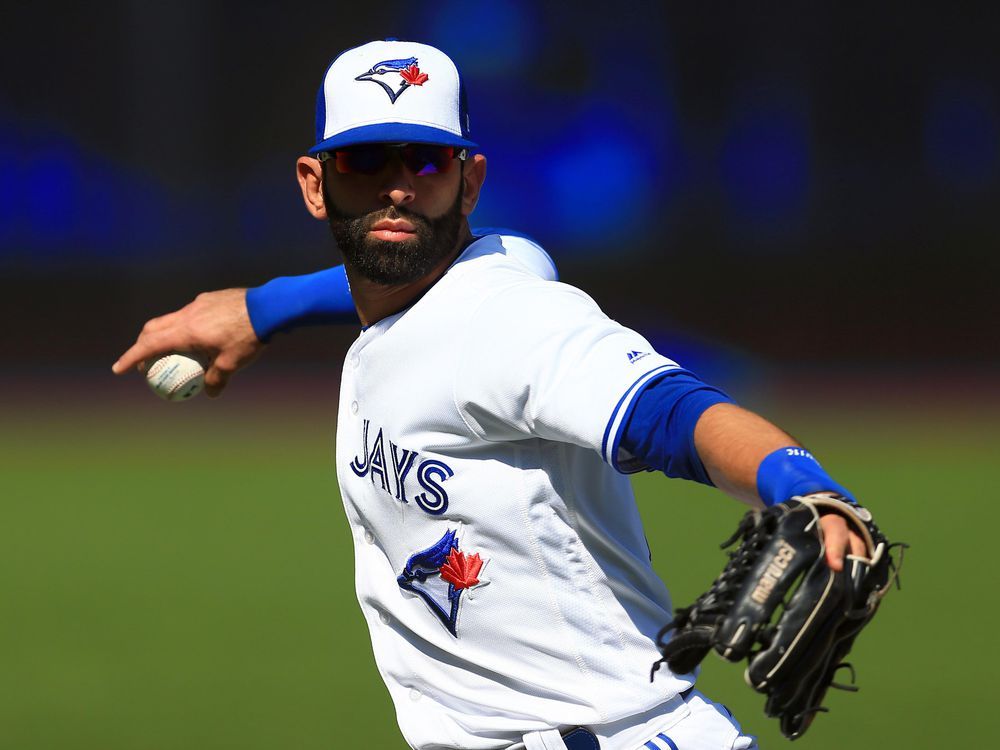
[112,308,188,374]
[203,352,238,398]
[113,330,171,374]
[819,512,870,572]
[820,514,849,572]
[113,289,259,395]
[203,367,230,398]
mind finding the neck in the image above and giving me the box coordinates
[346,226,475,327]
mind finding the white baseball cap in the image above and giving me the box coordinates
[310,39,477,155]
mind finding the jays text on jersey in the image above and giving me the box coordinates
[335,233,695,749]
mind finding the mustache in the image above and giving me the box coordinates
[359,205,431,230]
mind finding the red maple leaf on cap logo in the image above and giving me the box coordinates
[440,549,483,590]
[400,64,429,86]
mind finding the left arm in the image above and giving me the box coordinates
[694,402,867,571]
[694,402,804,504]
[619,377,866,571]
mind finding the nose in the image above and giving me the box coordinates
[378,155,416,207]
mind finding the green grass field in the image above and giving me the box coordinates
[1,372,992,748]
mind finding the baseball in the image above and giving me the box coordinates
[145,353,205,401]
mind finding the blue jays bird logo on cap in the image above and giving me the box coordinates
[356,56,430,104]
[397,529,487,636]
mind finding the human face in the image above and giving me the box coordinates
[320,145,467,285]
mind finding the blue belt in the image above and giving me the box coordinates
[562,727,600,749]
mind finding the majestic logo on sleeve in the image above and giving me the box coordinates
[355,57,429,104]
[397,529,488,636]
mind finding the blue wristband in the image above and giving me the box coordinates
[755,447,855,507]
[245,265,356,341]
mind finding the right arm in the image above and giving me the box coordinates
[111,287,263,397]
[111,266,356,395]
[113,234,558,395]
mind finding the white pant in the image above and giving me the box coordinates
[521,690,758,750]
[628,690,758,750]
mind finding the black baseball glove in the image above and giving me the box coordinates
[651,494,904,740]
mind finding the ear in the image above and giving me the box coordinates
[460,153,487,216]
[297,157,327,220]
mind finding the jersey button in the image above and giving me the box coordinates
[409,688,422,701]
[363,529,375,544]
[379,611,391,625]
[351,401,359,414]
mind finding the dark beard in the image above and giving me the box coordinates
[324,181,465,285]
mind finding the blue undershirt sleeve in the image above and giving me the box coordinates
[245,265,357,341]
[618,371,735,485]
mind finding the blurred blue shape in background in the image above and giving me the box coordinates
[77,160,124,257]
[0,120,20,246]
[720,93,811,240]
[4,122,223,261]
[0,2,996,368]
[467,95,679,254]
[644,326,760,389]
[23,133,84,253]
[924,79,999,192]
[401,2,682,255]
[542,104,657,248]
[414,0,539,78]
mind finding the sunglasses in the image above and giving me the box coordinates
[318,144,468,176]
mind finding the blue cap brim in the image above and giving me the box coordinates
[309,123,478,154]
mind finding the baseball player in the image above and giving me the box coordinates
[114,40,868,750]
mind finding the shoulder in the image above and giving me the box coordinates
[458,272,611,353]
[465,228,558,281]
[472,227,559,281]
[438,233,598,340]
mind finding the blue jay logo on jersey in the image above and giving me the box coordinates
[397,529,487,636]
[355,57,430,104]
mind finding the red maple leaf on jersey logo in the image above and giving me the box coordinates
[439,549,483,590]
[400,64,429,86]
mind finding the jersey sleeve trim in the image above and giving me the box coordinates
[600,363,682,470]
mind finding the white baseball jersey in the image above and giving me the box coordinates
[335,233,693,749]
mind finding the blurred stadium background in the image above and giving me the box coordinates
[1,2,996,748]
